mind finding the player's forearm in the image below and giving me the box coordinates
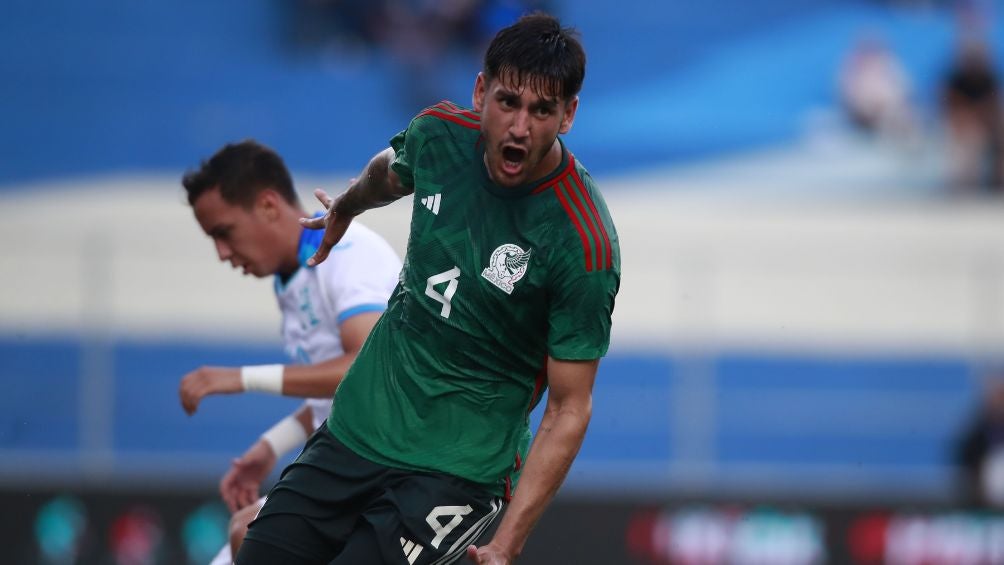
[258,404,314,461]
[280,356,353,397]
[488,402,591,558]
[293,403,315,434]
[334,148,412,217]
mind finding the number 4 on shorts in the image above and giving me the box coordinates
[398,505,472,565]
[427,505,473,549]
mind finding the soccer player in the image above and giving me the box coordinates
[236,13,620,565]
[178,140,401,563]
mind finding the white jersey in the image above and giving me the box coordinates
[275,220,401,429]
[210,223,398,565]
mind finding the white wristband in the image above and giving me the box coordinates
[240,364,284,394]
[261,415,309,458]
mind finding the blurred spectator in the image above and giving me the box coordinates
[284,0,551,108]
[956,377,1004,507]
[375,0,553,108]
[375,0,487,107]
[838,32,918,146]
[941,37,1003,194]
[955,0,995,36]
[480,0,552,37]
[286,0,386,54]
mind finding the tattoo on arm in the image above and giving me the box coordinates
[335,149,412,217]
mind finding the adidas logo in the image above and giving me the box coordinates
[400,537,424,564]
[421,193,442,215]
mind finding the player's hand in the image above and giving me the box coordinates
[179,366,242,415]
[219,440,277,513]
[299,188,354,267]
[466,544,513,564]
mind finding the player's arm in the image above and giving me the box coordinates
[219,403,315,512]
[178,311,380,414]
[301,148,413,267]
[467,357,598,564]
[276,310,379,396]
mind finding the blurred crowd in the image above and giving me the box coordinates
[837,3,1004,197]
[286,0,551,107]
[956,375,1004,507]
[941,37,1003,193]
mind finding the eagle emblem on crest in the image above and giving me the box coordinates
[481,243,532,295]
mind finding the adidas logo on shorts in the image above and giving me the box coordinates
[401,537,424,564]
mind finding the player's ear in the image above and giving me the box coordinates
[472,73,487,112]
[558,96,578,135]
[256,189,281,222]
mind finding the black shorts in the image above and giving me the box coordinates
[239,424,505,565]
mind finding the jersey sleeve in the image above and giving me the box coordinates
[389,127,415,189]
[547,259,620,360]
[390,111,437,191]
[390,106,450,193]
[546,198,621,360]
[315,224,401,325]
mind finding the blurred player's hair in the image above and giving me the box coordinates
[182,140,298,208]
[483,12,586,102]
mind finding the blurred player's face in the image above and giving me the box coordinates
[192,187,285,278]
[473,72,578,188]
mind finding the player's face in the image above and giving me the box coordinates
[473,72,578,188]
[192,187,282,278]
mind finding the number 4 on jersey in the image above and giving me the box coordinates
[425,267,461,318]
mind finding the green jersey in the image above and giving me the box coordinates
[327,101,620,497]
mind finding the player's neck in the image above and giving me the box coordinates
[276,210,308,279]
[537,139,564,179]
[520,138,563,187]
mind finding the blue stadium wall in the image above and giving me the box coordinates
[0,0,985,185]
[0,335,980,501]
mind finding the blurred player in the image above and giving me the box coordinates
[178,140,401,563]
[236,13,620,565]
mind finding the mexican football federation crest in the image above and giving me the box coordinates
[481,243,532,295]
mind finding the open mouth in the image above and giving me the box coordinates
[501,146,527,174]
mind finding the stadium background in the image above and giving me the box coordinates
[3,0,1004,563]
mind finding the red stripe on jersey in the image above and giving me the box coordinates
[437,100,481,122]
[532,154,577,194]
[563,178,604,274]
[526,362,547,416]
[503,452,520,502]
[508,362,544,503]
[531,153,609,271]
[554,184,594,271]
[417,109,481,130]
[422,101,452,114]
[570,168,613,270]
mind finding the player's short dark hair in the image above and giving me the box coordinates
[483,12,586,102]
[182,140,298,208]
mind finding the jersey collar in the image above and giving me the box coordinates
[296,213,326,267]
[274,214,325,293]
